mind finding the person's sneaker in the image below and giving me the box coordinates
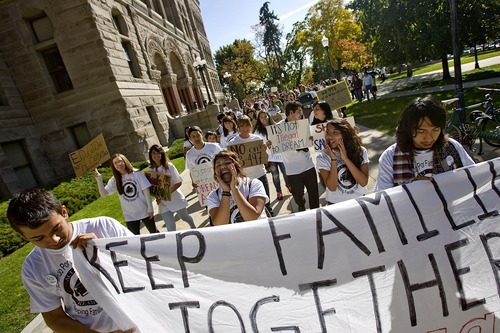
[277,192,283,200]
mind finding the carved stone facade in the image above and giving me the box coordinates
[0,0,222,197]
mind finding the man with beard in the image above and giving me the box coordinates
[206,150,269,225]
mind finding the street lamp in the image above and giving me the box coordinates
[223,71,232,99]
[193,56,212,104]
[321,36,334,80]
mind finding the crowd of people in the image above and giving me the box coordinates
[6,80,477,332]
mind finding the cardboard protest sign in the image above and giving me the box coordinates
[317,81,352,110]
[144,171,171,201]
[310,116,357,151]
[69,134,110,177]
[75,158,500,333]
[266,118,311,154]
[190,162,218,206]
[227,140,268,168]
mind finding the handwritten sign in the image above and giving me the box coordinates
[69,134,110,177]
[144,171,171,201]
[317,80,352,110]
[227,140,268,168]
[310,117,357,151]
[190,162,218,206]
[266,119,311,154]
[75,159,500,332]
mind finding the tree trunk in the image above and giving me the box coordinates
[441,54,451,79]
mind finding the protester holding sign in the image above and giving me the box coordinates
[186,126,223,190]
[254,110,290,201]
[6,188,136,333]
[147,145,196,231]
[207,150,269,224]
[228,116,274,216]
[94,153,158,235]
[276,101,319,212]
[375,95,475,191]
[317,119,370,204]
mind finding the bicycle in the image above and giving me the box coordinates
[442,97,483,151]
[473,87,500,149]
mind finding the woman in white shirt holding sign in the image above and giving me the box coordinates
[316,119,370,204]
[147,145,195,231]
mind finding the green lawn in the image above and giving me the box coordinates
[0,157,185,333]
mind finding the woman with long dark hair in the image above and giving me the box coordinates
[147,144,196,231]
[94,153,158,235]
[316,119,370,204]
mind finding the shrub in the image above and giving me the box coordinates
[168,138,185,160]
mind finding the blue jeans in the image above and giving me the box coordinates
[269,161,288,193]
[161,207,196,231]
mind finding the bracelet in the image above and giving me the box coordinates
[222,191,231,197]
[331,159,337,162]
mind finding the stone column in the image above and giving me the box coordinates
[161,74,182,117]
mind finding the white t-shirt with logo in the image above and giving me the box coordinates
[22,217,133,332]
[185,142,223,171]
[206,177,269,223]
[148,163,188,213]
[104,171,152,221]
[316,147,370,203]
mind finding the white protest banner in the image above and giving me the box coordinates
[69,134,110,177]
[74,158,500,333]
[189,162,218,206]
[310,117,357,151]
[317,81,352,110]
[227,140,268,167]
[266,118,311,154]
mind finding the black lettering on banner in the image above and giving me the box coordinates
[352,265,386,333]
[250,295,280,332]
[397,254,448,327]
[480,232,500,297]
[401,185,439,241]
[298,279,337,333]
[317,208,371,269]
[208,300,246,333]
[106,241,145,293]
[430,178,475,230]
[488,161,500,197]
[271,327,300,332]
[140,234,172,290]
[176,231,206,288]
[444,239,486,310]
[269,220,292,276]
[356,191,405,253]
[169,301,200,333]
[463,168,499,220]
[83,245,121,294]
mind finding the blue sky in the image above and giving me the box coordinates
[199,0,320,55]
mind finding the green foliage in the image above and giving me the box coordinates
[167,138,185,160]
[0,200,26,257]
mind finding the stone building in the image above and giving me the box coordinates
[0,0,223,197]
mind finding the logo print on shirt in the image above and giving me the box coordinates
[196,155,212,165]
[63,268,97,306]
[122,180,138,200]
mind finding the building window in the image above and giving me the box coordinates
[1,141,38,190]
[29,13,54,42]
[112,10,129,36]
[122,42,140,78]
[70,123,91,149]
[42,47,73,93]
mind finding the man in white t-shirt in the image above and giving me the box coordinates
[185,126,223,189]
[374,96,474,191]
[6,188,135,333]
[277,101,320,212]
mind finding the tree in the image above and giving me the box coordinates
[254,2,284,88]
[283,21,310,88]
[214,39,264,101]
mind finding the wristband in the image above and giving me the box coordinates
[331,159,337,162]
[222,191,231,197]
